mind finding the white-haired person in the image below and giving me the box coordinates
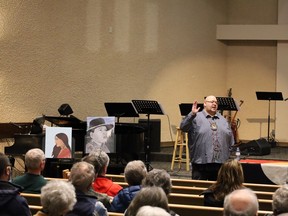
[136,206,171,216]
[223,188,259,216]
[142,168,179,216]
[13,148,47,193]
[270,184,288,216]
[109,160,147,213]
[66,161,107,216]
[34,180,76,216]
[142,168,172,196]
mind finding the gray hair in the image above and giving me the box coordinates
[40,180,76,216]
[272,184,288,215]
[124,160,147,186]
[82,149,109,176]
[223,188,259,216]
[69,161,95,191]
[125,186,169,216]
[25,148,45,170]
[142,169,172,195]
[136,205,171,216]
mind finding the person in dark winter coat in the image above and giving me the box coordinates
[66,161,107,216]
[109,160,147,213]
[0,152,31,216]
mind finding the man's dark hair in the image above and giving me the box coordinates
[0,152,11,176]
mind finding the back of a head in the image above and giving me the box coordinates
[223,188,259,216]
[25,148,45,170]
[136,205,171,216]
[211,159,244,200]
[41,180,76,216]
[69,161,95,191]
[124,160,147,186]
[125,186,169,216]
[217,159,244,188]
[142,168,172,195]
[273,184,288,215]
[0,152,11,179]
[82,149,109,176]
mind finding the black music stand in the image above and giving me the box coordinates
[132,100,164,171]
[256,91,283,144]
[179,103,204,116]
[216,97,239,113]
[104,102,139,123]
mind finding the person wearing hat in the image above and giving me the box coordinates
[85,118,114,153]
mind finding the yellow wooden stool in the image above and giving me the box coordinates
[171,127,190,171]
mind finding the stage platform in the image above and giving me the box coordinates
[149,146,288,182]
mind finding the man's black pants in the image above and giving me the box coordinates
[191,163,222,181]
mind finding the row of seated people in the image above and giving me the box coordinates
[1,148,287,216]
[0,150,276,214]
[17,167,272,215]
[104,172,280,193]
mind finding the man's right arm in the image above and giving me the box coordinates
[180,113,195,132]
[180,100,199,132]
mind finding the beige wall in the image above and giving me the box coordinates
[225,0,278,142]
[276,0,288,143]
[0,0,280,144]
[226,41,277,141]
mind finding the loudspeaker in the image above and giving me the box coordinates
[240,138,271,156]
[138,119,161,152]
[58,104,73,116]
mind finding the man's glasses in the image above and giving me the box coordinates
[206,101,218,105]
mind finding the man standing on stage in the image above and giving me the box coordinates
[180,95,234,180]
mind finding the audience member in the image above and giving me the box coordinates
[12,148,47,193]
[34,180,76,216]
[142,169,178,216]
[66,161,107,216]
[0,152,31,215]
[271,184,288,216]
[223,188,259,216]
[202,159,245,207]
[142,168,172,196]
[110,160,147,213]
[136,206,171,216]
[125,186,170,216]
[82,149,122,197]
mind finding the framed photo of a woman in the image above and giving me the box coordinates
[44,127,73,159]
[85,117,115,154]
